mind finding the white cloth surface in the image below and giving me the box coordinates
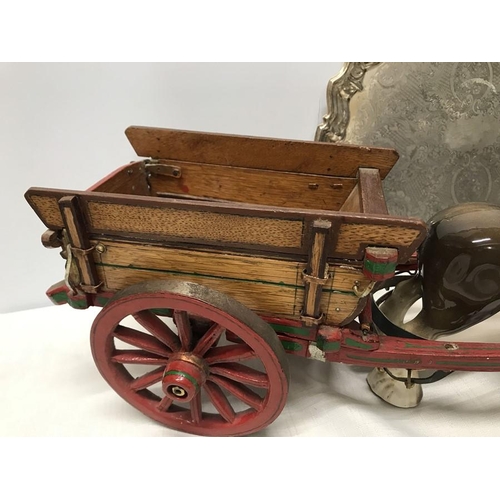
[2,304,500,437]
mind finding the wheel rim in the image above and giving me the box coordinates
[90,280,289,436]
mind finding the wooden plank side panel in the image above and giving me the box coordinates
[148,161,356,211]
[92,240,372,292]
[91,240,371,324]
[321,291,363,326]
[97,266,299,319]
[96,264,361,325]
[95,241,303,287]
[87,202,304,249]
[335,224,423,258]
[125,126,399,179]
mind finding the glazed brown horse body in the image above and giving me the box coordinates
[381,203,500,340]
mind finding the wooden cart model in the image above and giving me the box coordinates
[25,126,500,436]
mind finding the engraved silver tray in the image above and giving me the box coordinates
[316,63,500,220]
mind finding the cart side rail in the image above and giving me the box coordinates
[25,187,427,263]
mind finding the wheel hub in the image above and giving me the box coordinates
[162,354,208,402]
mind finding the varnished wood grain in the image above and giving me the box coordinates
[358,168,388,214]
[92,239,371,325]
[303,220,331,320]
[96,264,362,325]
[91,240,372,293]
[29,195,63,227]
[335,224,423,256]
[125,126,399,179]
[147,160,356,210]
[95,240,302,286]
[88,161,150,196]
[87,201,303,248]
[339,184,361,213]
[59,196,100,291]
[25,188,426,262]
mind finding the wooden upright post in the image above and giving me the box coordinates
[59,195,101,293]
[301,219,331,325]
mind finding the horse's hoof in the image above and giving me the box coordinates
[367,367,423,408]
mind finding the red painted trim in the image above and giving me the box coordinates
[46,281,115,308]
[325,328,500,372]
[365,254,398,264]
[363,270,396,281]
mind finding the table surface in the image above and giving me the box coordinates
[2,303,500,437]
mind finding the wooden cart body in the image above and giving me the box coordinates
[25,126,500,436]
[26,126,426,340]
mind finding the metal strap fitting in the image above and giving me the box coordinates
[300,313,324,326]
[79,282,103,294]
[302,266,330,285]
[353,281,376,298]
[383,367,453,385]
[70,245,95,257]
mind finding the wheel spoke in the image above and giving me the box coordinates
[130,366,164,391]
[205,380,236,423]
[173,310,193,351]
[112,350,169,365]
[192,323,226,356]
[133,311,180,351]
[209,363,269,389]
[114,325,172,357]
[204,344,257,364]
[209,374,264,411]
[158,396,174,412]
[190,392,202,424]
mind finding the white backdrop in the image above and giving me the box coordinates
[3,63,500,439]
[0,62,342,313]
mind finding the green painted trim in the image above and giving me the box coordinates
[96,262,358,296]
[50,291,69,304]
[280,340,303,352]
[403,343,441,349]
[270,323,313,338]
[364,260,397,275]
[344,337,375,350]
[49,291,88,309]
[316,339,341,352]
[163,370,199,389]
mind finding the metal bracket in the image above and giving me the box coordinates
[383,368,453,386]
[145,160,182,178]
[70,245,95,257]
[353,280,376,298]
[79,282,103,293]
[300,312,324,326]
[302,265,330,285]
[65,244,102,294]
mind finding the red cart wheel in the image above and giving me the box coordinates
[90,280,289,436]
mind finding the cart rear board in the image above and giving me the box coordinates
[26,126,427,330]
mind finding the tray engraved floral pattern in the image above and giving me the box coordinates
[316,62,500,220]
